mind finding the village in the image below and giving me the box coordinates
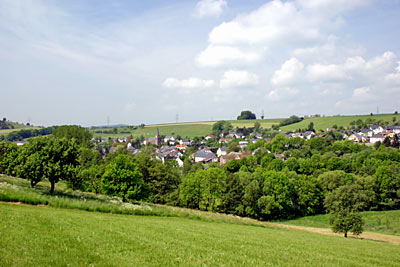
[91,123,400,168]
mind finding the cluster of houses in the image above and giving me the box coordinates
[346,125,400,144]
[90,124,400,167]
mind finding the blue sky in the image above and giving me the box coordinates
[1,0,400,126]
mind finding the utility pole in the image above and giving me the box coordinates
[176,114,179,123]
[107,116,110,127]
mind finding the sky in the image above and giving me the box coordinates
[1,0,400,127]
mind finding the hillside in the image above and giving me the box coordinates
[280,114,400,132]
[1,176,400,266]
[90,118,282,139]
[278,210,400,236]
[89,113,400,139]
[0,121,40,136]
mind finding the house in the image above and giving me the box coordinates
[348,133,367,143]
[359,129,373,137]
[164,136,175,144]
[217,147,227,157]
[253,132,263,139]
[205,134,216,140]
[274,153,286,161]
[219,138,233,144]
[370,135,385,144]
[238,140,248,149]
[303,131,315,140]
[143,129,162,146]
[385,126,400,134]
[370,125,384,135]
[220,151,249,165]
[180,139,192,146]
[176,144,187,151]
[249,138,258,144]
[15,141,26,146]
[195,149,217,163]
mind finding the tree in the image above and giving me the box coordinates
[237,110,256,120]
[102,154,147,202]
[52,125,93,148]
[324,184,368,237]
[212,120,232,136]
[307,122,314,131]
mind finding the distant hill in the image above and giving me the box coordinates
[280,113,400,132]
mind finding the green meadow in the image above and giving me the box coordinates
[90,118,283,139]
[278,210,400,236]
[280,113,400,132]
[1,176,400,266]
[2,203,400,266]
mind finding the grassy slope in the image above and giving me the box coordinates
[91,118,282,139]
[278,210,400,236]
[1,203,400,266]
[280,114,400,132]
[0,121,40,136]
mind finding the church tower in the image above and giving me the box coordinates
[155,128,161,146]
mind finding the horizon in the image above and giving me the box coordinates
[1,0,400,127]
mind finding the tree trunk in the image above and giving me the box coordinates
[50,180,55,195]
[30,180,35,188]
[344,232,347,238]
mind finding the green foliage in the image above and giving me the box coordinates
[237,110,256,120]
[53,125,93,148]
[325,184,369,237]
[279,115,303,126]
[102,154,147,201]
[212,120,233,136]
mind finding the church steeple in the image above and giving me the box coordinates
[155,128,161,146]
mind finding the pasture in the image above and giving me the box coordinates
[1,203,400,266]
[280,114,400,132]
[1,176,400,266]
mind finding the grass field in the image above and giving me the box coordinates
[278,210,400,236]
[2,203,400,266]
[1,175,400,266]
[280,113,400,132]
[90,119,283,139]
[89,113,400,140]
[0,121,40,136]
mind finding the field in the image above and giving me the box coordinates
[1,176,400,266]
[89,113,400,140]
[280,113,400,132]
[278,210,400,236]
[90,118,282,139]
[0,121,40,136]
[2,203,400,266]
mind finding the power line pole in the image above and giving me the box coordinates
[176,114,179,123]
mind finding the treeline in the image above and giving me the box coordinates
[1,126,58,141]
[0,126,399,222]
[279,115,303,127]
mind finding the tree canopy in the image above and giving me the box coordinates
[237,110,256,120]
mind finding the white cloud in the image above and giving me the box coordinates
[196,45,263,67]
[271,57,304,86]
[220,70,259,88]
[266,87,299,101]
[162,77,215,89]
[306,63,348,82]
[208,1,320,46]
[195,0,227,18]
